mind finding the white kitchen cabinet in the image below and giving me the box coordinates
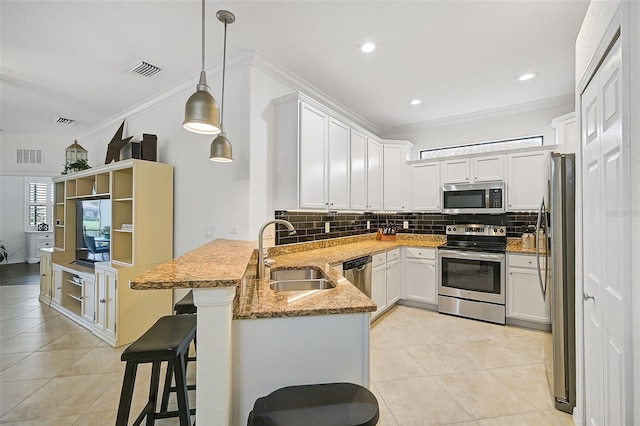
[404,247,437,305]
[383,144,410,211]
[350,131,382,211]
[506,254,550,324]
[473,155,505,182]
[94,263,117,344]
[327,118,350,210]
[506,150,549,211]
[299,102,328,209]
[26,231,53,263]
[411,162,440,211]
[441,155,504,184]
[367,139,383,211]
[441,158,470,183]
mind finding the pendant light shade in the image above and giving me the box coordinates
[209,132,233,162]
[183,0,221,135]
[209,9,235,162]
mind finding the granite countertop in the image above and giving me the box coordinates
[130,233,538,320]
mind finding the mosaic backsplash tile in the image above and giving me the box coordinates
[274,210,538,245]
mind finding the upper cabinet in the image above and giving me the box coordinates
[350,131,382,211]
[441,154,505,184]
[506,150,549,211]
[382,142,412,211]
[411,162,440,212]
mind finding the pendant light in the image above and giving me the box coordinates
[209,10,235,162]
[183,0,221,135]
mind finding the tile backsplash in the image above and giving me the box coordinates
[274,210,538,245]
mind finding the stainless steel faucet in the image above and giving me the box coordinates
[257,219,296,279]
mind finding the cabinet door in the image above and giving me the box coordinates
[405,258,437,304]
[506,151,548,211]
[411,162,441,211]
[473,155,504,182]
[441,159,470,183]
[383,145,407,211]
[95,267,117,340]
[371,265,386,320]
[367,139,383,211]
[327,118,350,210]
[299,103,328,209]
[82,277,95,324]
[507,266,550,323]
[350,130,367,211]
[386,260,400,306]
[52,267,62,305]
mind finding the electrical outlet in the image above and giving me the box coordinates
[403,220,409,229]
[325,222,330,233]
[230,225,238,234]
[204,225,215,238]
[366,220,370,230]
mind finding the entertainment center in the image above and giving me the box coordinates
[40,159,174,347]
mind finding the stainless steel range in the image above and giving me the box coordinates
[438,224,506,324]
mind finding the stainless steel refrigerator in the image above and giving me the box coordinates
[537,152,576,414]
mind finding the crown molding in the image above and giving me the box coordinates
[380,94,575,137]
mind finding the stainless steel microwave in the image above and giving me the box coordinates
[441,182,505,214]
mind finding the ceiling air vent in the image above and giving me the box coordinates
[17,149,43,164]
[56,117,76,125]
[128,61,162,77]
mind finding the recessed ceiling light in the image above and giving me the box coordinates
[410,99,423,106]
[359,42,376,53]
[517,72,537,81]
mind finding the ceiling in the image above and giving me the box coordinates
[1,0,589,140]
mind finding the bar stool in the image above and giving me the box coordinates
[247,382,379,426]
[116,315,196,426]
[160,290,197,413]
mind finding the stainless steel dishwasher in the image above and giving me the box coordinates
[343,256,372,297]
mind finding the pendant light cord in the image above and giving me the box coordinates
[201,0,205,72]
[220,20,227,129]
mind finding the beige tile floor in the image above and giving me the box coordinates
[1,284,574,425]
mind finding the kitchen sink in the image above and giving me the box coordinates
[269,267,334,292]
[269,267,327,281]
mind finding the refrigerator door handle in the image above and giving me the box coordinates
[536,197,547,301]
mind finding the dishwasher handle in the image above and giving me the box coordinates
[343,255,372,270]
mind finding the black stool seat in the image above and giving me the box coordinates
[247,382,379,426]
[116,315,197,426]
[174,290,197,315]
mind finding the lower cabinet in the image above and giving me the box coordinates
[404,247,437,305]
[94,263,117,343]
[49,261,172,347]
[371,249,400,321]
[506,254,551,325]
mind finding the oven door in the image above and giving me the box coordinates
[438,249,505,305]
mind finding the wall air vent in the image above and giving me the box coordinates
[128,61,162,77]
[56,117,76,125]
[17,149,43,164]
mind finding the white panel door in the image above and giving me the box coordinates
[350,130,367,211]
[411,162,440,211]
[299,103,327,209]
[328,118,350,210]
[582,39,629,426]
[367,139,382,211]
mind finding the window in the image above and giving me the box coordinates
[419,135,544,160]
[25,177,54,231]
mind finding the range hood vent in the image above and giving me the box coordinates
[56,117,76,125]
[128,61,162,77]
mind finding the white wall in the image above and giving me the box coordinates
[381,97,574,159]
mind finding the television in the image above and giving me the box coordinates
[75,199,111,267]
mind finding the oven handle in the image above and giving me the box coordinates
[439,249,505,262]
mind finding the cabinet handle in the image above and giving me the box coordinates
[100,299,107,303]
